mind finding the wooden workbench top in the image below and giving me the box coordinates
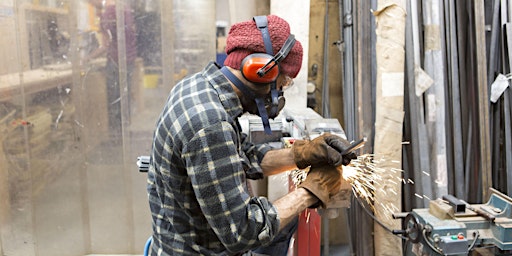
[0,59,106,102]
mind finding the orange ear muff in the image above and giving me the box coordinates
[241,53,280,84]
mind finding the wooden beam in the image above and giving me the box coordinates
[373,1,405,255]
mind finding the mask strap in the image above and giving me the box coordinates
[254,98,272,135]
[269,84,279,117]
[221,67,273,134]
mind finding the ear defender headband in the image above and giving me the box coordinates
[240,16,296,84]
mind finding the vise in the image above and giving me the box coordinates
[397,188,512,255]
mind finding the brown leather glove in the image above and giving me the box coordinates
[293,133,357,169]
[299,165,342,208]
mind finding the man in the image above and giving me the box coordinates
[147,15,355,255]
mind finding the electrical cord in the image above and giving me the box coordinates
[422,228,444,255]
[353,193,408,240]
[468,230,480,252]
[421,227,480,255]
[354,187,483,254]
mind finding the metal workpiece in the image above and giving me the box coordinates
[318,171,353,219]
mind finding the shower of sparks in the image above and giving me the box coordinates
[342,154,379,211]
[290,168,308,185]
[341,154,407,220]
[288,153,427,221]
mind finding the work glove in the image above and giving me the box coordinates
[299,165,343,208]
[292,133,357,169]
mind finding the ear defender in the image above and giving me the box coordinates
[241,53,280,84]
[239,16,296,85]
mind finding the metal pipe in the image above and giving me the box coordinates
[503,23,512,196]
[322,3,330,255]
[322,0,331,118]
[408,0,432,207]
[342,0,356,140]
[423,0,449,198]
[447,0,464,198]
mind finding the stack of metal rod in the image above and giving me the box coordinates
[341,0,512,255]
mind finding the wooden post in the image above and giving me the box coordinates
[373,1,405,255]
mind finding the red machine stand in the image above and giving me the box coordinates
[288,175,322,256]
[294,208,321,256]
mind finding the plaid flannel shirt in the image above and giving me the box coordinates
[147,62,279,255]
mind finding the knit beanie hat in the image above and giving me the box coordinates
[224,15,303,78]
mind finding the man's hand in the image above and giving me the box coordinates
[292,133,357,169]
[298,165,343,208]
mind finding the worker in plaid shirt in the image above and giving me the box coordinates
[147,15,356,256]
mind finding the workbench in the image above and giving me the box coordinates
[0,65,72,102]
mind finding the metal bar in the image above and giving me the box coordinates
[350,0,375,254]
[455,0,473,201]
[442,195,466,213]
[322,3,331,255]
[489,0,503,191]
[504,91,512,195]
[490,91,502,190]
[443,0,454,196]
[465,115,473,199]
[341,137,367,155]
[470,0,482,203]
[423,0,449,198]
[321,3,332,255]
[342,0,356,140]
[488,0,501,86]
[411,0,434,203]
[322,214,329,256]
[414,0,432,204]
[474,0,493,201]
[343,207,354,255]
[405,0,425,208]
[447,0,465,198]
[322,0,331,118]
[503,23,512,196]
